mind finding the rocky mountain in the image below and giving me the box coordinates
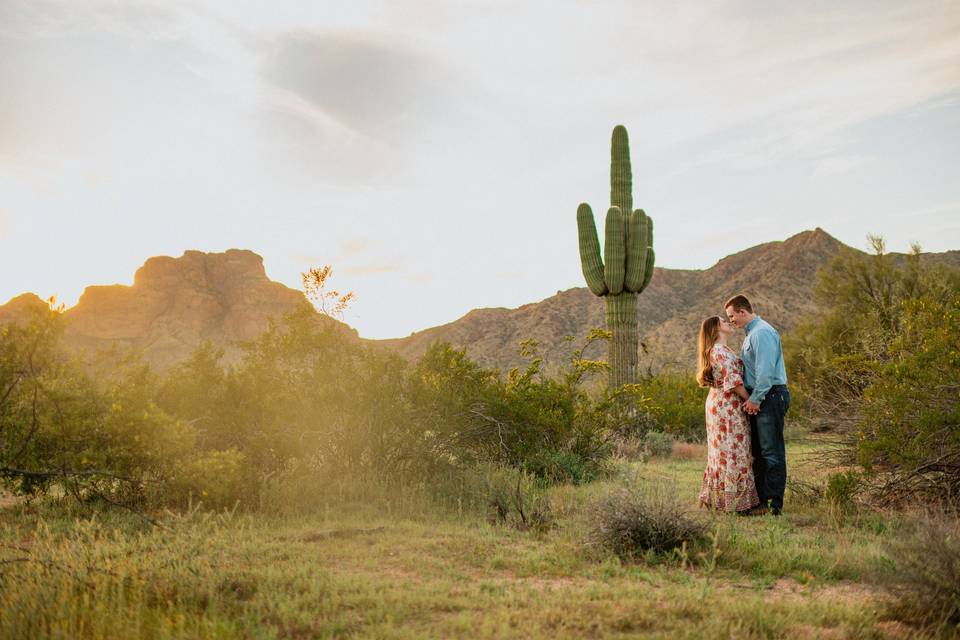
[0,249,352,367]
[377,229,960,372]
[1,230,957,371]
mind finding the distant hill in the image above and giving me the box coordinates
[1,230,957,371]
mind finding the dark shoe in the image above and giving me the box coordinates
[770,508,782,516]
[737,505,768,517]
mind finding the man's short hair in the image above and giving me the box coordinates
[724,294,753,313]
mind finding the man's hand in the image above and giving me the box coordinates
[743,400,760,415]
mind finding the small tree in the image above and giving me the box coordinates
[301,265,354,318]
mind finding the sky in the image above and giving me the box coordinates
[1,0,959,339]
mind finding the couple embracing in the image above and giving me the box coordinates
[696,295,790,517]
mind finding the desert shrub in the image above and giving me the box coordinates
[588,481,707,559]
[633,371,705,442]
[0,304,627,513]
[602,384,661,436]
[856,295,960,504]
[610,436,644,460]
[883,512,960,631]
[477,465,554,533]
[643,431,674,458]
[411,338,613,484]
[162,449,251,510]
[787,237,960,506]
[825,471,862,513]
[0,310,198,506]
[159,306,441,481]
[525,449,598,485]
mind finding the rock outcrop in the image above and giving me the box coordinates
[0,249,344,368]
[0,292,50,325]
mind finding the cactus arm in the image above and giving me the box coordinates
[577,203,608,296]
[604,206,625,295]
[624,209,648,292]
[610,125,633,216]
[640,217,655,291]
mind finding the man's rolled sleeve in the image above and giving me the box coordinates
[748,330,778,405]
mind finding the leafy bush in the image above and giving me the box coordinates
[634,371,706,442]
[643,431,674,458]
[163,449,250,510]
[787,237,960,506]
[410,338,614,484]
[0,303,632,513]
[0,309,197,505]
[857,296,960,503]
[883,512,960,631]
[588,481,706,559]
[825,471,862,513]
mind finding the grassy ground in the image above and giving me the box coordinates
[0,443,933,639]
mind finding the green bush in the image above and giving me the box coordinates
[163,449,250,510]
[0,310,196,504]
[825,471,861,513]
[0,305,626,512]
[643,431,674,458]
[787,237,960,504]
[634,372,705,442]
[857,296,960,496]
[410,338,613,484]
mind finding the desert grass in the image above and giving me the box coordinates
[0,442,943,640]
[670,441,705,460]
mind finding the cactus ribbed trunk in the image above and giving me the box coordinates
[605,292,638,388]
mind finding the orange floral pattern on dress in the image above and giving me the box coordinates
[698,343,760,512]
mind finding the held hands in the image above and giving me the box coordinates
[733,386,757,415]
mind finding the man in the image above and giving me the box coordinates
[724,295,790,516]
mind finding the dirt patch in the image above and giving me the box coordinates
[300,527,386,542]
[671,443,706,460]
[499,574,590,593]
[784,619,914,640]
[764,578,885,605]
[0,494,25,510]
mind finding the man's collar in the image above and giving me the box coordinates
[745,316,761,333]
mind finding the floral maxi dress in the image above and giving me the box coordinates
[698,343,760,512]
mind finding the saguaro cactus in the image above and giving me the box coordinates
[577,125,655,388]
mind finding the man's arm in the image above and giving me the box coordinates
[747,330,779,406]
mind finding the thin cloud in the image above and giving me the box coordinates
[343,259,405,276]
[812,155,874,178]
[340,237,372,253]
[252,29,477,184]
[623,2,960,171]
[260,30,457,141]
[890,201,960,220]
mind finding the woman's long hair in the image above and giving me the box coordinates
[696,316,721,388]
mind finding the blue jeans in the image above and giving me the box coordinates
[747,385,790,511]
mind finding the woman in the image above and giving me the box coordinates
[696,316,760,513]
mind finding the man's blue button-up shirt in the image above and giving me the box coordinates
[741,316,788,405]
